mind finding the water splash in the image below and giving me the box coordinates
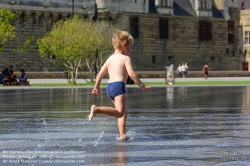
[116,129,136,141]
[93,131,104,146]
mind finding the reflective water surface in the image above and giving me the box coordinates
[0,86,250,165]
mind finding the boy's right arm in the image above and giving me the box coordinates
[92,61,108,95]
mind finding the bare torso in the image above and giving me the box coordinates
[106,54,129,83]
[203,65,209,71]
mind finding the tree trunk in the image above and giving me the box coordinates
[70,70,76,83]
[66,64,79,83]
[86,59,95,83]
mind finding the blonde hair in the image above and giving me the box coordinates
[112,30,134,49]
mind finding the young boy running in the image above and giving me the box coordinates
[89,30,152,140]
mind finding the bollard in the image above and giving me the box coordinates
[165,64,175,85]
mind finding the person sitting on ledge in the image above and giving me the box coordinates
[18,69,30,85]
[4,69,19,86]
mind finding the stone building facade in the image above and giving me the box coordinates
[225,0,250,71]
[0,0,249,71]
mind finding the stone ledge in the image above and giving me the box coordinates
[19,71,250,79]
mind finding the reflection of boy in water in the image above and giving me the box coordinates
[89,30,152,141]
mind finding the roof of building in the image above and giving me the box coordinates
[149,0,225,18]
[149,0,158,14]
[173,0,197,17]
[212,5,224,18]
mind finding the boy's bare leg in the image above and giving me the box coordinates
[89,94,127,120]
[117,111,127,140]
[89,105,97,121]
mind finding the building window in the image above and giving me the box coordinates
[159,17,168,39]
[228,20,234,43]
[243,62,248,71]
[228,20,234,31]
[152,56,156,63]
[199,20,211,41]
[130,16,139,38]
[228,34,234,44]
[200,0,208,10]
[245,31,250,44]
[168,56,174,60]
[160,0,168,7]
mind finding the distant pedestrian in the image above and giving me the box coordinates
[203,62,209,79]
[242,2,246,10]
[181,63,186,78]
[184,62,188,78]
[176,64,182,78]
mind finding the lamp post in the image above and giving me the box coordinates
[71,0,74,82]
[94,3,98,78]
[72,0,74,17]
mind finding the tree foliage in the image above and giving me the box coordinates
[37,16,104,83]
[85,21,118,81]
[0,8,16,51]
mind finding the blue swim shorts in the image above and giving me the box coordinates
[106,82,126,100]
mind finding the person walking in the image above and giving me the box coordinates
[181,63,186,78]
[203,62,209,79]
[184,62,188,78]
[176,64,182,78]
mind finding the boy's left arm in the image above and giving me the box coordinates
[125,57,152,90]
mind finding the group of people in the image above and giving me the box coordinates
[176,63,188,78]
[176,62,210,79]
[0,65,30,86]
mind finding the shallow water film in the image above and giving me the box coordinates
[0,86,250,166]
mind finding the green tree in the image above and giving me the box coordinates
[86,21,118,80]
[37,16,103,83]
[0,8,16,51]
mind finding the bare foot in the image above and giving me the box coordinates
[89,105,97,121]
[117,135,132,141]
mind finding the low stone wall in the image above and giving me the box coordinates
[21,71,250,79]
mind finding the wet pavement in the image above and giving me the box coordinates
[0,86,250,165]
